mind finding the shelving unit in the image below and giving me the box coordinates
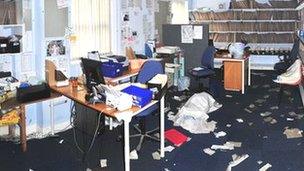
[0,24,25,55]
[190,0,300,51]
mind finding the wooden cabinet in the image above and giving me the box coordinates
[216,57,249,94]
[224,61,242,91]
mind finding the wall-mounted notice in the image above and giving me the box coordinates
[57,0,68,9]
[0,55,12,72]
[46,39,66,57]
[21,52,34,73]
[193,26,203,39]
[181,25,193,44]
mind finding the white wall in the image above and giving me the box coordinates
[171,0,189,24]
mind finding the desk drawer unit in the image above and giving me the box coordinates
[224,61,242,91]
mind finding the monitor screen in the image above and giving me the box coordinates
[81,58,105,92]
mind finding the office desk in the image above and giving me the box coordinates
[214,57,251,94]
[1,92,60,152]
[51,84,165,171]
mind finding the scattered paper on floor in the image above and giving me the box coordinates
[226,124,232,128]
[236,119,244,123]
[263,95,270,99]
[59,139,64,144]
[245,108,253,113]
[226,154,249,171]
[270,119,277,124]
[100,159,107,168]
[152,151,161,160]
[260,112,272,117]
[130,150,138,160]
[283,128,303,139]
[270,106,279,110]
[226,141,242,148]
[259,163,272,171]
[257,161,263,165]
[164,146,175,152]
[211,141,240,151]
[249,104,255,108]
[169,92,221,134]
[203,148,216,156]
[214,131,227,138]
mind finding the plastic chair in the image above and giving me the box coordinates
[130,60,165,151]
[274,38,300,75]
[189,40,216,91]
[274,59,303,106]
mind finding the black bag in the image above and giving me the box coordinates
[17,83,51,103]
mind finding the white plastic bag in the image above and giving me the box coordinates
[274,59,302,85]
[170,92,222,134]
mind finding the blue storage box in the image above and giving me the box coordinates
[122,85,153,108]
[101,60,123,78]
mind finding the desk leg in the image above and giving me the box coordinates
[160,96,165,158]
[19,105,26,152]
[123,118,131,171]
[241,61,245,94]
[248,58,251,86]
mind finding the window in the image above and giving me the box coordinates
[71,0,111,59]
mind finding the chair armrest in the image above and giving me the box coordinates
[135,54,148,59]
[147,83,167,100]
[277,54,287,62]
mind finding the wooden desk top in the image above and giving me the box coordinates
[1,92,60,111]
[50,84,146,118]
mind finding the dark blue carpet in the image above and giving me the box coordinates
[1,71,304,171]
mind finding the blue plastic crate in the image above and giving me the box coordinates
[101,60,123,78]
[122,85,153,108]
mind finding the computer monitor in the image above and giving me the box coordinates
[81,58,105,92]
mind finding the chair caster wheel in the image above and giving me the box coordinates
[116,135,122,142]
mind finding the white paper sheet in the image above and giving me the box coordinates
[57,0,68,9]
[193,26,203,39]
[181,25,193,44]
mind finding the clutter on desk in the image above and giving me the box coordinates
[228,42,249,59]
[101,60,124,78]
[0,71,20,92]
[94,84,133,111]
[156,46,180,54]
[121,85,153,108]
[45,60,69,87]
[16,82,51,103]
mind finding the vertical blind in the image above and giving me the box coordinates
[71,0,111,58]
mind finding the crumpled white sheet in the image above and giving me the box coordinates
[169,92,222,134]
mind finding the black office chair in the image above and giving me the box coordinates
[274,37,300,75]
[189,39,217,91]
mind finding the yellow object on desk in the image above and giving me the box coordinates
[0,109,20,126]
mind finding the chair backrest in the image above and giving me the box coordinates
[289,38,300,61]
[201,45,216,69]
[136,60,164,84]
